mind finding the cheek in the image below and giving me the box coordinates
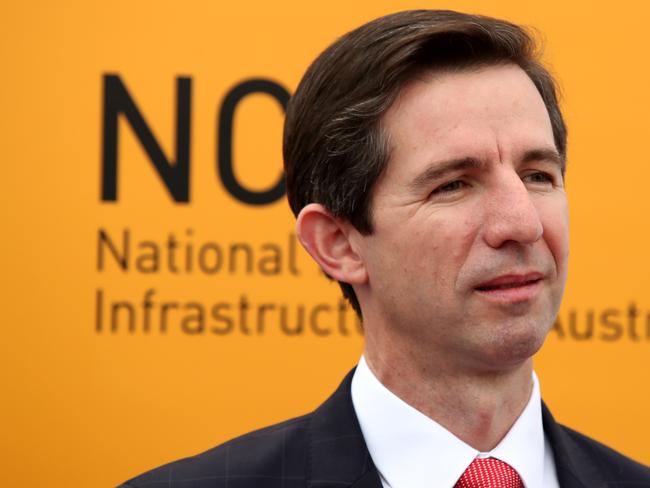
[539,198,570,274]
[425,212,482,286]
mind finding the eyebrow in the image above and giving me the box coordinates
[407,147,565,193]
[408,157,485,193]
[521,148,565,173]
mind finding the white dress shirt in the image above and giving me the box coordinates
[351,356,560,488]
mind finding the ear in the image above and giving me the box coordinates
[296,203,368,284]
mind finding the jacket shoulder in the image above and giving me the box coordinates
[558,423,650,482]
[120,413,311,488]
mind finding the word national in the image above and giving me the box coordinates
[97,227,302,276]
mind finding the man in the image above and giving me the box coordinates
[122,10,649,487]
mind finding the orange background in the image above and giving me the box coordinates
[2,1,649,486]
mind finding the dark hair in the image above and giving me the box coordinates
[283,10,567,316]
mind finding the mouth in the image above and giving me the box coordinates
[474,273,544,303]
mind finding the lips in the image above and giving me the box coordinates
[473,272,544,303]
[475,273,543,291]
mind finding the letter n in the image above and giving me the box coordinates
[101,74,191,202]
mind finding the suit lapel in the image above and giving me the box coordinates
[542,402,607,488]
[307,369,382,488]
[308,373,608,488]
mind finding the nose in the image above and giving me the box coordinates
[482,173,543,249]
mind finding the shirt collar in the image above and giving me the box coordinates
[351,356,548,488]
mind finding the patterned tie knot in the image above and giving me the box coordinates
[454,457,524,488]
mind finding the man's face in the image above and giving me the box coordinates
[355,64,569,371]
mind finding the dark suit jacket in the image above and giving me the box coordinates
[120,370,650,487]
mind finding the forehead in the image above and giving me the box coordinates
[380,64,555,181]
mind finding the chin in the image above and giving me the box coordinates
[473,317,552,370]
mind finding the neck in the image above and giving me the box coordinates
[363,347,533,452]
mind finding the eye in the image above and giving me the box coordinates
[431,180,467,195]
[523,172,554,185]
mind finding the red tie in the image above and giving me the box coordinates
[454,457,524,488]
